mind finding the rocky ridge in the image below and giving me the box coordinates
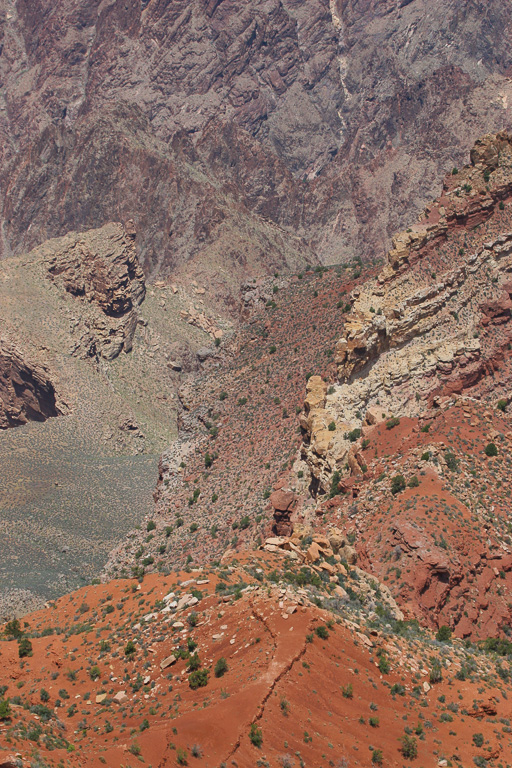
[294,133,512,638]
[2,551,512,767]
[301,133,512,490]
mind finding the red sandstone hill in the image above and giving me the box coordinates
[1,554,512,767]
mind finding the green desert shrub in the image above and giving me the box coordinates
[189,669,208,690]
[400,734,418,759]
[249,722,263,747]
[391,475,406,495]
[214,658,228,678]
[0,699,11,721]
[18,637,33,658]
[436,625,452,642]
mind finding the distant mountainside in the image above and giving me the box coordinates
[1,0,512,304]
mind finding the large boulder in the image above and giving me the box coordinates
[270,488,298,537]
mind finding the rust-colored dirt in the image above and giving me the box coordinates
[2,557,512,767]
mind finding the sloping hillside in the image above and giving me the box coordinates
[1,553,511,767]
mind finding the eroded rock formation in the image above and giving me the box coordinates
[0,341,60,428]
[0,221,182,448]
[297,132,512,638]
[270,488,297,536]
[301,134,512,488]
[39,221,145,360]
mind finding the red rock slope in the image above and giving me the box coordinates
[1,554,511,767]
[295,133,512,641]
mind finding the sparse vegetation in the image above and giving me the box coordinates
[400,734,417,759]
[18,637,33,658]
[214,658,228,678]
[246,723,263,751]
[436,625,452,642]
[391,474,406,495]
[189,669,208,690]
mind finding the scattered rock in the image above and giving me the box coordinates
[160,655,177,671]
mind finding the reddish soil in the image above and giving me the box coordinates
[318,402,512,640]
[2,555,512,767]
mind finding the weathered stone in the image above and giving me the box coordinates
[160,655,177,671]
[265,537,288,547]
[312,535,331,549]
[306,542,322,563]
[0,342,61,429]
[340,545,357,565]
[41,223,145,361]
[328,531,345,552]
[270,489,298,537]
[365,406,386,426]
[113,691,128,704]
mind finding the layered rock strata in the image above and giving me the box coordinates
[301,134,512,488]
[0,341,60,428]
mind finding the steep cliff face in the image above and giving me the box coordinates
[297,133,512,639]
[0,342,60,428]
[1,0,511,296]
[299,132,512,490]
